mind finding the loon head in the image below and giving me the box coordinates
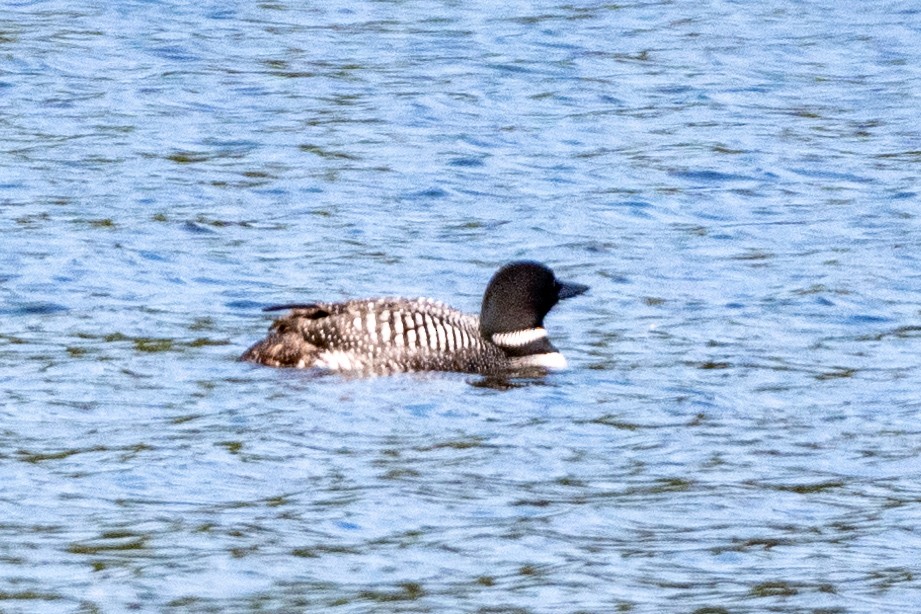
[479,261,589,339]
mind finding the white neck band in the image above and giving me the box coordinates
[491,327,548,347]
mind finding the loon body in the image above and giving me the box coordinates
[241,261,588,376]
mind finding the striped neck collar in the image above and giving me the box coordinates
[491,327,548,348]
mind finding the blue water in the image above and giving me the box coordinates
[2,0,921,611]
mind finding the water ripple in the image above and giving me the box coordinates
[1,0,920,611]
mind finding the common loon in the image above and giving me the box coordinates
[240,261,588,376]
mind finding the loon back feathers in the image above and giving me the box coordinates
[242,298,507,374]
[241,261,588,376]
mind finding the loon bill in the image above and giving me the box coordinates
[240,261,588,376]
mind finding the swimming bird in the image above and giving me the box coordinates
[241,261,588,376]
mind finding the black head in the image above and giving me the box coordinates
[479,261,589,336]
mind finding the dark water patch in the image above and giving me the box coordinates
[1,302,68,316]
[14,443,153,464]
[0,591,63,603]
[418,438,487,452]
[167,596,208,609]
[85,218,116,228]
[469,375,549,390]
[714,537,798,553]
[148,43,198,62]
[188,337,229,347]
[225,300,266,311]
[765,480,847,494]
[291,544,362,558]
[193,216,248,229]
[381,467,422,480]
[615,199,653,211]
[241,170,273,179]
[748,581,801,598]
[585,415,642,430]
[201,138,259,155]
[67,535,148,555]
[14,212,51,226]
[730,249,774,261]
[266,66,318,79]
[842,314,891,325]
[217,440,243,454]
[16,446,107,463]
[188,317,216,331]
[875,150,921,160]
[858,325,921,341]
[711,144,747,155]
[402,187,449,200]
[211,177,279,190]
[790,167,872,183]
[693,361,731,370]
[165,151,211,164]
[138,250,168,262]
[487,62,536,75]
[181,215,289,231]
[299,144,360,160]
[447,219,510,233]
[868,568,915,590]
[358,582,425,603]
[68,332,231,354]
[447,156,485,168]
[182,221,218,234]
[134,338,173,352]
[644,477,694,494]
[814,367,857,381]
[671,170,755,183]
[791,283,850,296]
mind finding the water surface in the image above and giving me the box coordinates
[2,0,920,611]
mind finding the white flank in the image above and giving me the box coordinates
[365,312,376,338]
[491,327,548,347]
[427,323,439,350]
[316,350,357,371]
[381,320,391,343]
[407,328,418,347]
[437,324,448,351]
[512,352,568,370]
[417,325,428,348]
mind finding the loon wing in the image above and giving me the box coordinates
[263,303,330,317]
[242,298,495,373]
[240,303,334,366]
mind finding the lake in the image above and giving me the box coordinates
[2,0,920,611]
